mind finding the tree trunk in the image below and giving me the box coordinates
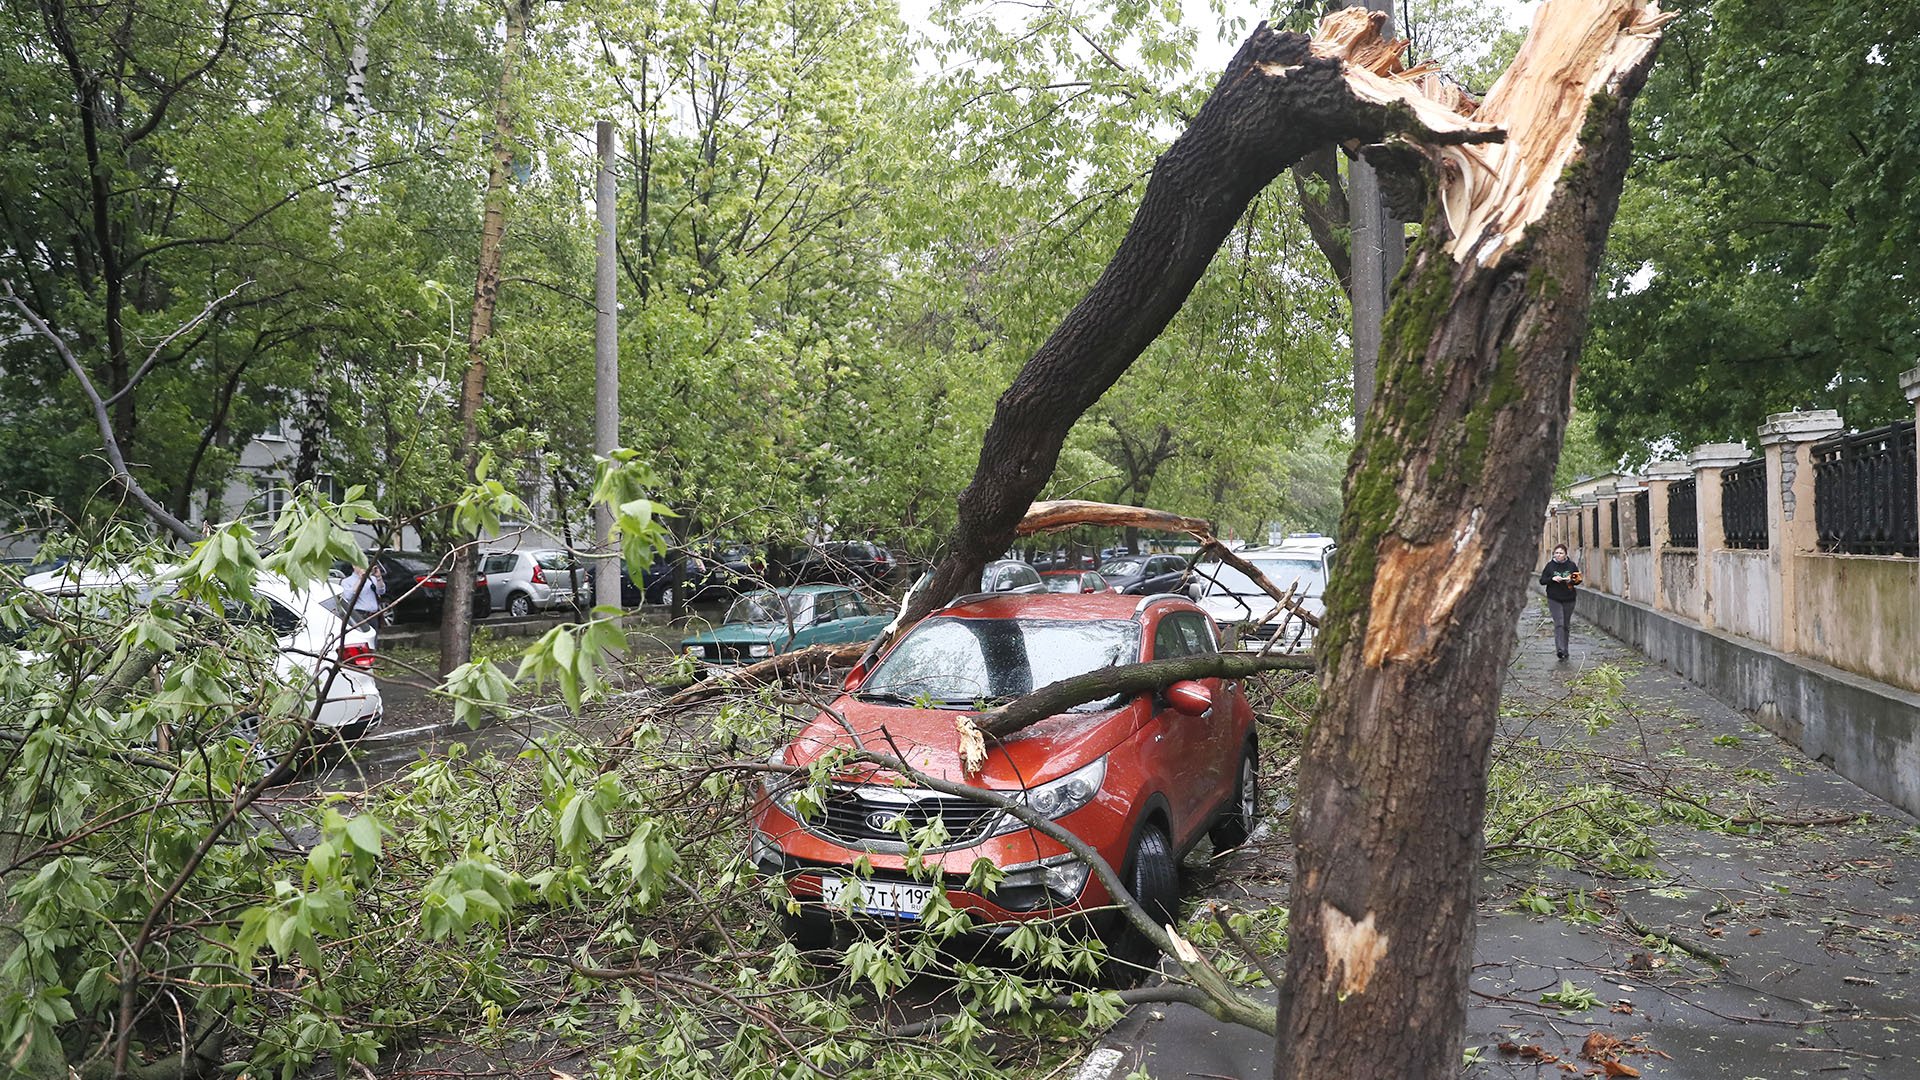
[441,0,531,677]
[1275,3,1669,1076]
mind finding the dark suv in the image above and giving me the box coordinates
[751,591,1257,960]
[791,540,896,586]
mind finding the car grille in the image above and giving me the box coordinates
[692,643,755,663]
[804,786,1005,851]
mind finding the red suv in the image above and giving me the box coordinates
[750,591,1258,955]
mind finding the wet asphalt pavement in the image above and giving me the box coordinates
[1091,602,1920,1080]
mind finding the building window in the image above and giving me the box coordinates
[255,478,290,518]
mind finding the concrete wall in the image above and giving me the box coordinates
[1709,549,1774,645]
[1578,588,1920,818]
[1660,551,1701,621]
[1795,555,1920,694]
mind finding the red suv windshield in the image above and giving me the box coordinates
[861,616,1138,706]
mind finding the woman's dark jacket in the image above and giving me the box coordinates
[1539,558,1580,603]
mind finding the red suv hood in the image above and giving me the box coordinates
[786,696,1136,789]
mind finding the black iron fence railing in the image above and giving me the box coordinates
[1633,490,1651,548]
[1721,458,1769,549]
[1668,478,1698,548]
[1814,419,1918,556]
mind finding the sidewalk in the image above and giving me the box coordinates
[1091,601,1920,1079]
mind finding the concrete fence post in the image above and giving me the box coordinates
[1641,459,1690,614]
[1756,410,1844,653]
[1594,483,1618,595]
[1617,479,1645,602]
[1690,442,1751,630]
[1578,495,1600,571]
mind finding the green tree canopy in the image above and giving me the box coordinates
[1581,0,1919,461]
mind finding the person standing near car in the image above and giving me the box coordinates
[1538,544,1581,660]
[342,561,386,629]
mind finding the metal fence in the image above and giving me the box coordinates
[1813,419,1918,556]
[1633,490,1651,547]
[1721,458,1769,549]
[1667,478,1698,548]
[1608,499,1620,547]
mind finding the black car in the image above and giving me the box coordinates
[791,540,895,586]
[632,549,756,606]
[1097,552,1190,595]
[335,552,493,623]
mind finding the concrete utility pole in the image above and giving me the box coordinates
[1349,0,1406,428]
[594,120,621,611]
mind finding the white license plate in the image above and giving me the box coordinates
[820,876,935,919]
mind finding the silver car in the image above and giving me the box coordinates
[481,549,593,618]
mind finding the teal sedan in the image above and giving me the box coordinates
[680,585,893,664]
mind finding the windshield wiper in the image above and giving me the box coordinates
[854,690,921,706]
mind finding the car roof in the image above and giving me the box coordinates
[938,591,1170,620]
[750,584,850,597]
[1038,569,1088,577]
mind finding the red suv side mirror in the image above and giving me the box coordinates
[1165,680,1213,717]
[842,659,869,693]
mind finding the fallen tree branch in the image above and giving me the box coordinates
[887,983,1223,1039]
[1620,909,1730,969]
[1013,500,1213,539]
[970,652,1313,739]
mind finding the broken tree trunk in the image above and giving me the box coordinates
[1274,3,1669,1078]
[900,24,1500,628]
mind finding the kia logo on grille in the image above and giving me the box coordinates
[866,810,905,834]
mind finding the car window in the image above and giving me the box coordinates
[1101,558,1143,577]
[821,592,863,621]
[1153,616,1191,660]
[1175,612,1214,655]
[534,552,574,571]
[1042,574,1081,594]
[1151,556,1184,576]
[1086,572,1107,591]
[482,554,516,574]
[998,563,1040,590]
[724,591,796,624]
[233,597,302,636]
[864,617,1141,706]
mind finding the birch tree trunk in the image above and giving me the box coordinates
[442,0,532,677]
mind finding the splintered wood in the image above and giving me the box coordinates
[1308,0,1673,266]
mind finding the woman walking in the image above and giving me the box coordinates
[1538,544,1581,661]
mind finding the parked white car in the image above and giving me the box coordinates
[1193,536,1336,651]
[480,548,593,618]
[18,565,383,739]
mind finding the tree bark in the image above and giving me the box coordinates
[971,652,1311,739]
[442,0,532,677]
[1274,3,1670,1077]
